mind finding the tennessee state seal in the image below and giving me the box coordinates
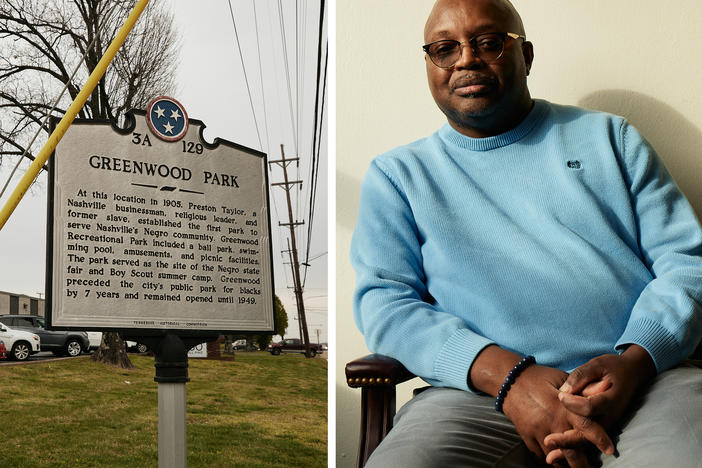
[146,96,189,142]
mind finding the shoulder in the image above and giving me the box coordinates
[538,100,637,152]
[542,100,627,130]
[369,130,445,183]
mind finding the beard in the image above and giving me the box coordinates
[437,89,532,137]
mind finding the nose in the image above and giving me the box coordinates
[453,42,482,69]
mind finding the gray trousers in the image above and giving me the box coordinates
[365,365,702,468]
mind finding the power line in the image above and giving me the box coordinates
[307,251,327,262]
[252,0,271,154]
[277,0,298,156]
[227,0,263,151]
[252,1,291,291]
[295,0,300,155]
[275,0,303,261]
[293,0,305,273]
[303,0,327,286]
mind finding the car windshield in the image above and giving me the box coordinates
[37,318,46,328]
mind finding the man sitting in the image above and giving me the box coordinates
[351,0,702,466]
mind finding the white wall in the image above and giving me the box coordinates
[336,1,702,465]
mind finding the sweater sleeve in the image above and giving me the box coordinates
[614,121,702,372]
[351,159,494,392]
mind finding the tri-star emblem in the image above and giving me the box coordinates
[146,96,189,142]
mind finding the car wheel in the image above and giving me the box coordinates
[272,348,281,355]
[11,341,31,361]
[309,349,317,358]
[65,339,82,357]
[137,343,148,353]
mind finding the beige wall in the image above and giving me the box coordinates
[336,0,702,465]
[0,291,45,317]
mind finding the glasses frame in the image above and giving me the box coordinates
[422,32,526,69]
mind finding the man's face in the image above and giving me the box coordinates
[424,0,533,136]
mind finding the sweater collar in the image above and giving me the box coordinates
[438,99,549,152]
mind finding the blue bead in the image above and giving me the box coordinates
[494,356,536,414]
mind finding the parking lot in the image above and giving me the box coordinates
[0,350,90,365]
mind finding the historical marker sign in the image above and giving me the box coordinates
[47,97,275,333]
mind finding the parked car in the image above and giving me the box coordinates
[83,332,148,353]
[319,343,328,352]
[86,331,102,351]
[127,340,149,353]
[0,340,7,359]
[0,315,88,357]
[232,339,258,351]
[0,322,41,361]
[266,338,322,357]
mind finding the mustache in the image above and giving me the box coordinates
[451,74,497,89]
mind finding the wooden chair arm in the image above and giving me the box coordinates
[345,354,416,468]
[345,353,415,388]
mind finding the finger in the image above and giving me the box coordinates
[559,363,605,394]
[581,378,611,397]
[568,414,615,455]
[558,392,610,418]
[545,421,613,456]
[563,448,591,468]
[545,445,590,468]
[523,437,545,460]
[544,428,586,450]
[545,448,565,465]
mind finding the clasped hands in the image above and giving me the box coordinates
[502,345,655,468]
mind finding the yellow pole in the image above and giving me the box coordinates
[0,0,151,231]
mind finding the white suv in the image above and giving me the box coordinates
[0,322,40,361]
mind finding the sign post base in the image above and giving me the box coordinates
[159,382,187,468]
[125,333,220,468]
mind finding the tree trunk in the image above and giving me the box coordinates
[207,339,221,359]
[223,335,233,354]
[91,332,133,369]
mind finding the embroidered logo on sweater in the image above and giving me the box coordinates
[567,160,582,170]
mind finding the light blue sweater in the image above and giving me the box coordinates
[351,100,702,392]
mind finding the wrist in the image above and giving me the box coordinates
[468,344,523,395]
[620,344,656,389]
[495,355,536,413]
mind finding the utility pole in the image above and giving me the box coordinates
[282,240,304,341]
[269,144,312,358]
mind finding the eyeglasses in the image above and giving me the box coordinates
[422,32,526,69]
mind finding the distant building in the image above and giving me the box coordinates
[0,291,45,317]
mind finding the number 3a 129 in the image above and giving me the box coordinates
[182,141,204,154]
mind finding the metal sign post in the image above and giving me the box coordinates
[45,97,275,466]
[130,333,218,468]
[159,381,186,468]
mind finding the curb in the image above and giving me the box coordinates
[0,354,91,367]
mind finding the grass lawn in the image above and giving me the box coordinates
[0,352,327,467]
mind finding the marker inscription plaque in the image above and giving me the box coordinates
[47,98,274,333]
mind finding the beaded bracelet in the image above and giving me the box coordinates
[494,355,535,413]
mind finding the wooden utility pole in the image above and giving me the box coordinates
[269,145,312,358]
[282,240,304,340]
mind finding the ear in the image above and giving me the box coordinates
[522,41,534,76]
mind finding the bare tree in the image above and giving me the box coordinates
[0,0,179,165]
[0,0,180,368]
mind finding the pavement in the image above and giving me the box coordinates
[0,351,90,366]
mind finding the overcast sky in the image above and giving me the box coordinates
[0,0,328,341]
